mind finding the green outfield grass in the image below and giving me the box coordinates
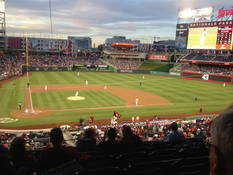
[0,71,232,127]
[138,62,173,72]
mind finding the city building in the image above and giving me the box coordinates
[6,36,70,53]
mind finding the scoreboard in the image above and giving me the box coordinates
[216,26,233,49]
[186,20,233,50]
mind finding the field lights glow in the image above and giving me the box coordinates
[0,0,5,12]
[178,8,195,19]
[178,7,213,19]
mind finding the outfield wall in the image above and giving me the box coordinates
[181,72,233,84]
[22,66,233,83]
[21,65,180,77]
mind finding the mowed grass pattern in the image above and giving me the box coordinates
[0,71,233,127]
[32,90,125,109]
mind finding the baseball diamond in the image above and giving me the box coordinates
[0,71,232,129]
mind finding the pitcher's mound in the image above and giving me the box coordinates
[67,96,86,101]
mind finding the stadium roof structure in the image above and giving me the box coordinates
[111,42,136,49]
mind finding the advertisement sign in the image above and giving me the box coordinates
[178,7,213,19]
[175,24,188,49]
[176,24,189,36]
[148,54,168,61]
[218,9,233,18]
[194,16,211,22]
[98,65,108,68]
[175,37,187,49]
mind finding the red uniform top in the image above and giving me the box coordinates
[90,114,94,122]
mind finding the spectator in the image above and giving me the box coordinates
[119,125,142,152]
[10,137,36,175]
[98,128,119,154]
[165,122,185,144]
[39,128,78,171]
[76,128,97,152]
[0,137,15,175]
[210,106,233,175]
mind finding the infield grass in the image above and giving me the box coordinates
[32,90,125,109]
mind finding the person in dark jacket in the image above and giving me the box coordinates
[165,122,185,144]
[10,137,36,175]
[119,125,142,152]
[39,128,78,171]
[98,128,119,154]
[76,128,97,152]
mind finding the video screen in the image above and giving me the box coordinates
[187,27,218,49]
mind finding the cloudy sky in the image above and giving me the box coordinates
[4,0,233,45]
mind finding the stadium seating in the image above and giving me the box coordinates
[0,54,104,80]
[182,53,233,63]
[0,118,213,175]
[105,58,143,70]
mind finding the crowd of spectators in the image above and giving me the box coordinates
[181,63,233,75]
[1,107,233,175]
[29,55,102,68]
[0,54,103,80]
[0,116,214,174]
[183,53,233,63]
[0,55,25,80]
[106,58,143,70]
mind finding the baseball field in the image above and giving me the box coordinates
[0,71,232,128]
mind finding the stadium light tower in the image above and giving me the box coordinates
[0,0,6,50]
[49,0,53,37]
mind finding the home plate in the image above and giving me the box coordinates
[67,96,86,101]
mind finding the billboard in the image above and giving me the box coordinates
[175,37,187,49]
[218,9,233,18]
[187,27,218,49]
[178,7,213,19]
[148,54,168,61]
[175,24,188,49]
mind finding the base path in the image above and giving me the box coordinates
[11,84,172,118]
